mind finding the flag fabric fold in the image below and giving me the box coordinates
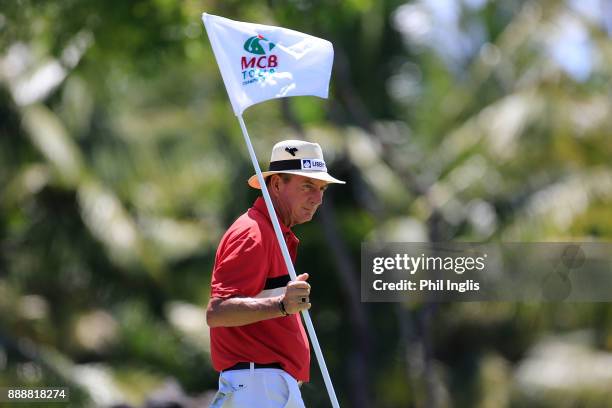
[202,13,334,115]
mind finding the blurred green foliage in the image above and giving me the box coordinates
[2,0,612,407]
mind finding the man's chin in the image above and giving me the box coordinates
[298,213,314,224]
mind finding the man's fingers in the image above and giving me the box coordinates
[295,302,311,312]
[281,293,312,314]
[282,274,312,314]
[287,287,310,296]
[287,292,309,302]
[287,281,310,292]
[286,295,308,305]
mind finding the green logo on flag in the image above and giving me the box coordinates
[244,35,276,55]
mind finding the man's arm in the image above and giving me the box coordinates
[206,273,311,327]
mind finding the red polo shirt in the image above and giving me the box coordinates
[209,197,310,381]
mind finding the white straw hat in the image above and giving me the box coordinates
[248,140,346,189]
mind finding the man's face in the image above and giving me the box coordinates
[273,174,329,226]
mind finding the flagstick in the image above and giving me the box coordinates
[237,115,341,408]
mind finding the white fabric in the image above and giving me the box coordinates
[202,13,334,115]
[268,140,325,163]
[209,367,306,408]
[254,287,286,299]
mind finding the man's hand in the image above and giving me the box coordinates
[281,273,311,314]
[206,273,312,327]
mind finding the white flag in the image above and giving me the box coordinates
[202,13,334,115]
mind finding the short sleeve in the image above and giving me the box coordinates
[211,232,268,299]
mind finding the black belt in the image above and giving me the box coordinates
[223,362,283,372]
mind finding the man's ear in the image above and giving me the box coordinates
[269,174,280,193]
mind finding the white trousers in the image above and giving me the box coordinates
[209,365,306,408]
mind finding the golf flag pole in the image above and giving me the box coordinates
[237,115,340,408]
[202,13,340,408]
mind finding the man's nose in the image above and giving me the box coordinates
[311,189,323,206]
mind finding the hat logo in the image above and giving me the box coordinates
[299,159,326,171]
[285,147,298,156]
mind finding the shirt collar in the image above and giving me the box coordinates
[252,196,295,236]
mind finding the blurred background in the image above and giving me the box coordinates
[1,0,612,407]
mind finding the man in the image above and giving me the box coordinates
[207,140,345,408]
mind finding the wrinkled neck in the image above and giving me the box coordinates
[270,194,293,228]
